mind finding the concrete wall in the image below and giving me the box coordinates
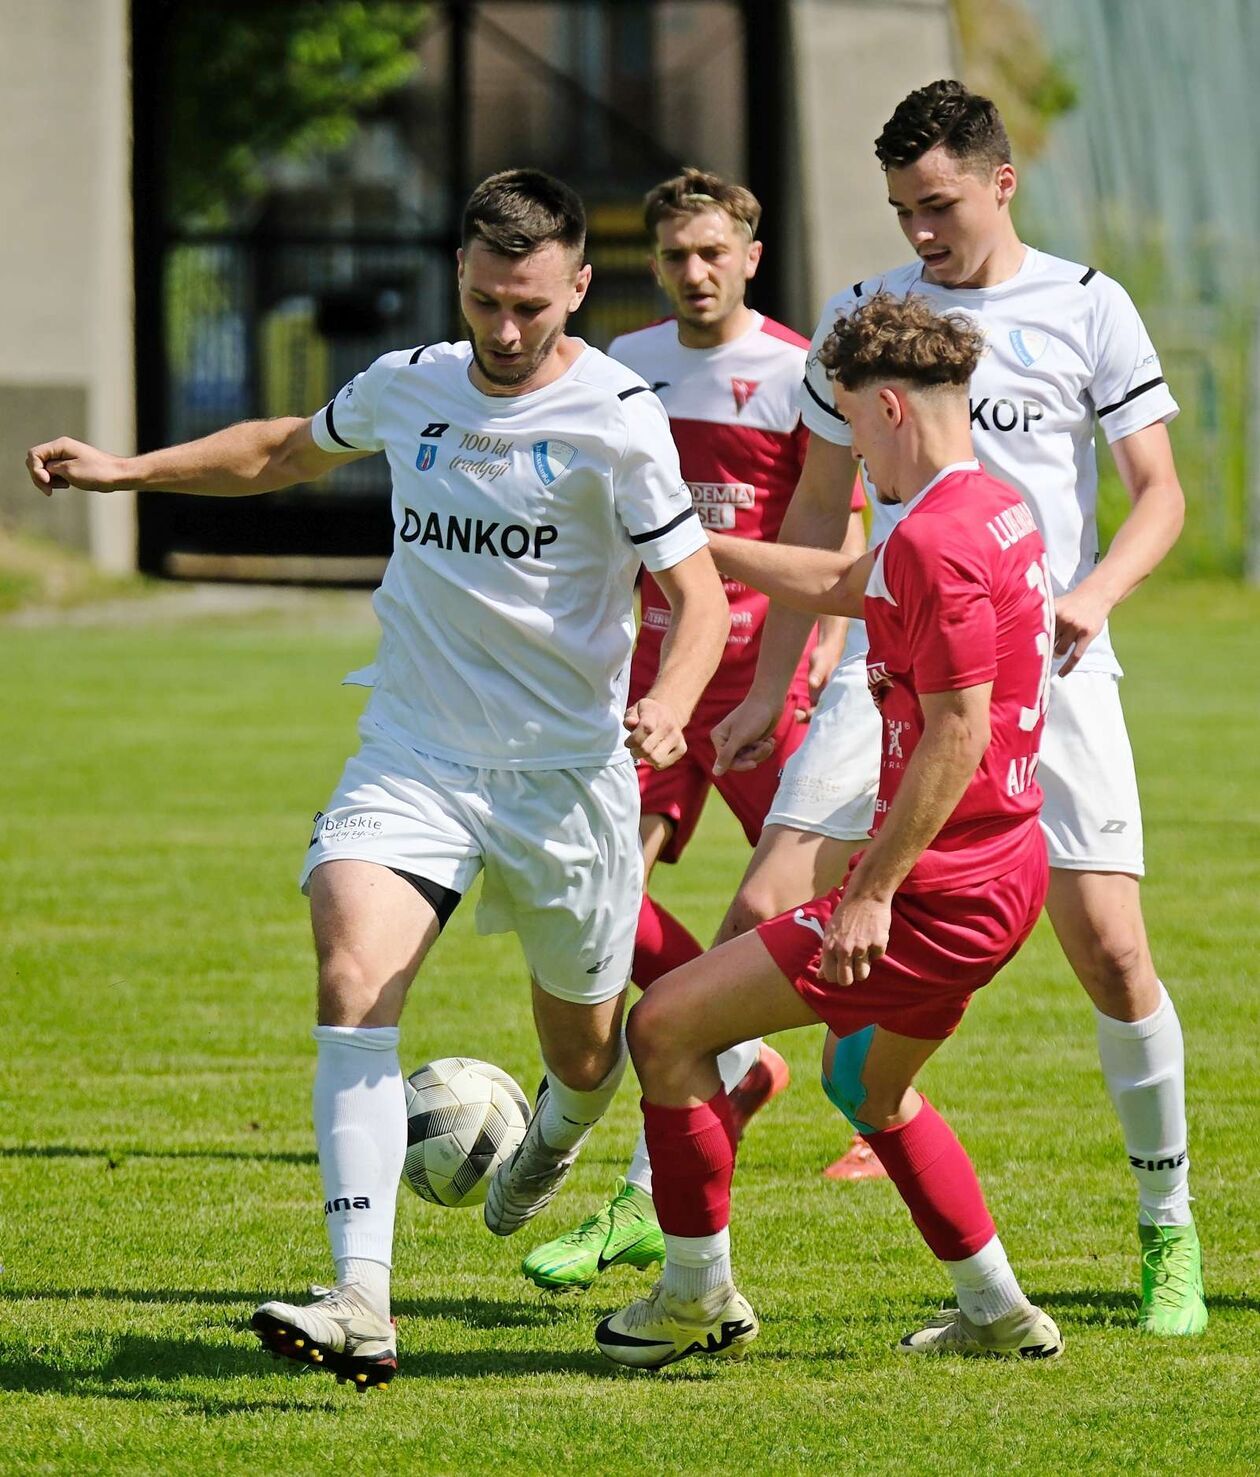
[0,0,135,570]
[790,0,958,324]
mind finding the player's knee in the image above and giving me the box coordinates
[820,1026,878,1133]
[625,993,663,1067]
[625,990,685,1081]
[721,881,779,941]
[315,946,403,1025]
[1075,925,1151,999]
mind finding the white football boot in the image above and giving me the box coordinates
[896,1302,1063,1359]
[252,1284,397,1388]
[595,1280,759,1370]
[484,1079,590,1236]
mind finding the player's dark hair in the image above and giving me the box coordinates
[643,167,761,240]
[875,79,1011,176]
[462,169,586,259]
[817,293,985,392]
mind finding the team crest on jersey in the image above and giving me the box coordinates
[1009,329,1048,367]
[731,377,759,413]
[531,439,576,485]
[415,443,438,472]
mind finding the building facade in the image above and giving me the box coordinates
[0,0,953,575]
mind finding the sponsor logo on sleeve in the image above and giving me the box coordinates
[532,439,577,486]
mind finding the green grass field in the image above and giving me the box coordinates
[2,579,1257,1474]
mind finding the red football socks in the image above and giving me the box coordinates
[864,1097,996,1261]
[641,1091,738,1236]
[633,894,704,988]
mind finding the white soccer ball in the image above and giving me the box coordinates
[402,1057,530,1208]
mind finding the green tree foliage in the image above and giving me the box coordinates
[949,0,1076,159]
[167,0,429,225]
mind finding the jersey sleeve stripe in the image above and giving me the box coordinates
[1097,376,1166,419]
[629,507,699,546]
[804,375,844,419]
[1079,266,1098,286]
[323,401,355,450]
[617,384,652,400]
[408,344,427,364]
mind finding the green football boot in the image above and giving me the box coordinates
[1139,1219,1208,1335]
[522,1179,664,1292]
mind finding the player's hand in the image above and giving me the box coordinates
[711,694,778,776]
[800,643,836,722]
[27,439,127,495]
[1053,586,1112,677]
[624,698,686,770]
[820,893,890,987]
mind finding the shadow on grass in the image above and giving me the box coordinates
[1,1287,572,1330]
[0,1326,619,1402]
[1036,1287,1258,1322]
[0,1144,316,1166]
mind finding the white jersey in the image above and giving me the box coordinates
[310,340,705,769]
[800,247,1179,676]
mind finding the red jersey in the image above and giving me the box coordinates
[612,314,864,705]
[863,461,1053,891]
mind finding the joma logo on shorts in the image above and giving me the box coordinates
[324,1196,372,1214]
[400,507,558,560]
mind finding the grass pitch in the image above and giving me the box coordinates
[2,580,1258,1474]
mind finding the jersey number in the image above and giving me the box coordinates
[1019,556,1055,733]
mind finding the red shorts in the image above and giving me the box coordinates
[636,682,811,864]
[757,827,1048,1040]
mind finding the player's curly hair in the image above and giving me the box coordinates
[463,169,586,258]
[643,167,761,240]
[875,79,1011,175]
[817,293,985,392]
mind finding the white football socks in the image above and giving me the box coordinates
[625,1039,763,1196]
[718,1038,763,1094]
[944,1234,1028,1326]
[662,1227,732,1302]
[538,1034,629,1151]
[335,1257,391,1318]
[1095,983,1192,1226]
[312,1024,405,1315]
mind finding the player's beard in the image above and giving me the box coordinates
[468,319,567,389]
[673,279,741,334]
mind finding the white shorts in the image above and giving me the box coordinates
[764,662,881,840]
[1039,671,1144,875]
[300,720,643,1004]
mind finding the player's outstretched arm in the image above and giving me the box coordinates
[625,546,730,771]
[821,683,992,988]
[744,434,857,703]
[1054,422,1185,675]
[711,506,867,776]
[709,533,870,619]
[27,418,369,499]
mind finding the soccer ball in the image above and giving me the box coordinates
[402,1057,530,1208]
